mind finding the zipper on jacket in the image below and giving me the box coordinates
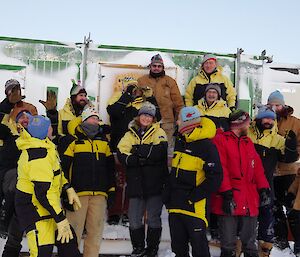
[176,153,183,178]
[238,138,244,177]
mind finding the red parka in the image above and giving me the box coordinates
[211,131,269,216]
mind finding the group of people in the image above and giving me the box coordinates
[0,52,299,257]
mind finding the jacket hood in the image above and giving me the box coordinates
[184,117,216,142]
[198,98,228,110]
[16,126,54,151]
[249,120,278,139]
[63,98,76,116]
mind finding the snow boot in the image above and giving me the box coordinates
[145,227,162,257]
[2,245,21,257]
[220,248,236,257]
[130,227,146,257]
[258,240,273,257]
[107,214,120,225]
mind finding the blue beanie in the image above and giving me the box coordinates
[178,107,201,134]
[267,90,285,105]
[27,115,51,140]
[256,105,276,120]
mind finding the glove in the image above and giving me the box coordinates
[259,188,271,207]
[285,192,296,209]
[126,154,139,166]
[125,85,137,95]
[66,187,82,211]
[229,106,236,112]
[56,218,73,244]
[107,191,116,209]
[285,130,297,151]
[7,87,22,104]
[141,86,153,98]
[221,190,236,216]
[39,90,57,111]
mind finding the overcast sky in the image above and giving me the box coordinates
[1,0,299,64]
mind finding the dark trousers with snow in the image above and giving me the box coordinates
[218,215,258,256]
[169,213,210,257]
[128,195,163,229]
[273,175,296,243]
[258,204,275,243]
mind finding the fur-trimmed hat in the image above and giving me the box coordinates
[81,106,100,122]
[138,102,156,117]
[5,79,20,95]
[229,109,250,129]
[27,115,51,140]
[178,106,201,135]
[267,90,285,106]
[256,105,276,120]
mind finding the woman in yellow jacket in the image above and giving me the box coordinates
[196,83,231,131]
[15,115,82,257]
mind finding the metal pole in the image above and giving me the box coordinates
[235,48,244,107]
[81,33,92,88]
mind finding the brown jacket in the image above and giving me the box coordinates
[276,106,300,176]
[138,74,184,124]
[288,173,300,210]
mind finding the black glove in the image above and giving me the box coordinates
[285,192,296,209]
[126,154,139,166]
[221,190,236,216]
[285,130,297,151]
[259,188,271,207]
[107,191,116,210]
[125,85,136,96]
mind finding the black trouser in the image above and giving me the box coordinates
[218,215,258,256]
[169,213,210,257]
[273,175,295,242]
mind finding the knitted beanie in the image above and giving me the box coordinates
[205,83,221,96]
[138,102,156,117]
[267,90,285,105]
[27,115,51,140]
[229,109,250,129]
[178,106,201,135]
[5,79,20,95]
[150,54,164,66]
[70,79,87,96]
[256,105,276,120]
[81,106,100,122]
[202,54,217,65]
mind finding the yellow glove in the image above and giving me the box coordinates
[141,86,153,98]
[56,218,73,244]
[66,187,82,211]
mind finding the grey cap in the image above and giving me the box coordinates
[5,79,20,95]
[202,54,217,65]
[138,102,156,117]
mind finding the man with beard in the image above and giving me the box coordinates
[211,110,270,257]
[248,105,298,257]
[267,90,300,255]
[138,54,184,157]
[185,54,236,110]
[40,80,88,138]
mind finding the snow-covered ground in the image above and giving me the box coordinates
[0,208,297,257]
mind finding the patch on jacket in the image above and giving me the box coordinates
[251,159,255,168]
[159,135,166,139]
[27,148,47,161]
[207,162,215,167]
[185,149,192,153]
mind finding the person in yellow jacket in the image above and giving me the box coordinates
[196,83,231,131]
[185,54,236,109]
[61,106,116,257]
[117,102,168,257]
[15,115,82,257]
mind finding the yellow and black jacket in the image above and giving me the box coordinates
[166,117,222,226]
[61,117,115,197]
[107,91,161,151]
[248,120,298,190]
[185,67,236,108]
[117,120,168,198]
[196,98,231,131]
[15,129,68,232]
[58,98,77,136]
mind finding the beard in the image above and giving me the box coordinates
[262,122,274,129]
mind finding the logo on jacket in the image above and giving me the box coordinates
[251,159,255,168]
[207,162,215,167]
[186,112,196,118]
